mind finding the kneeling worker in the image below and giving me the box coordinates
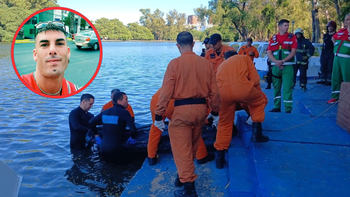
[89,92,137,163]
[147,88,215,166]
[214,51,269,169]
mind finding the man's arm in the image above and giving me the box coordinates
[155,62,175,119]
[267,50,283,67]
[69,109,90,131]
[307,40,315,57]
[246,56,260,86]
[88,113,102,135]
[282,48,296,63]
[125,111,137,139]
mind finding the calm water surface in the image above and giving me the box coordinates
[0,41,203,196]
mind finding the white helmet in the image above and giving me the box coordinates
[294,28,303,35]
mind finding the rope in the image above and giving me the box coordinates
[263,87,350,132]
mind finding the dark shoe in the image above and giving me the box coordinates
[301,86,307,92]
[265,84,271,89]
[269,108,281,112]
[175,174,184,187]
[216,150,225,169]
[317,80,326,84]
[147,156,158,166]
[250,122,269,143]
[174,182,198,197]
[197,153,215,165]
[286,111,291,113]
[324,81,331,86]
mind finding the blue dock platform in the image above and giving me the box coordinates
[121,79,350,197]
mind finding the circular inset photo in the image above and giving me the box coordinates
[11,7,102,98]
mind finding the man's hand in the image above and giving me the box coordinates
[249,51,254,56]
[207,112,219,129]
[126,137,137,145]
[154,120,165,132]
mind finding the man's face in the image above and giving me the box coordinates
[279,22,289,34]
[327,26,334,32]
[296,33,302,39]
[82,98,94,112]
[211,41,222,52]
[344,15,350,27]
[205,43,211,50]
[117,94,128,109]
[246,40,252,47]
[33,30,70,79]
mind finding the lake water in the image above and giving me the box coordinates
[0,41,204,196]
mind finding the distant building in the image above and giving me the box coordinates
[187,15,213,32]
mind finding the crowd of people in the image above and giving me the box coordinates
[67,14,350,197]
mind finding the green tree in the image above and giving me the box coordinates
[139,8,166,40]
[0,0,58,42]
[94,18,131,40]
[127,22,154,40]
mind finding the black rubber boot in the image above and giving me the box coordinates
[317,80,326,84]
[269,108,281,112]
[250,122,269,142]
[175,174,184,187]
[216,150,225,169]
[147,156,158,165]
[174,182,198,197]
[265,84,271,89]
[196,153,215,164]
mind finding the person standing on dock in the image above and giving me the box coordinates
[238,37,259,62]
[327,14,350,104]
[69,94,95,151]
[154,31,220,197]
[214,51,269,169]
[205,33,235,73]
[200,37,211,57]
[292,28,315,92]
[317,21,337,86]
[267,19,297,113]
[147,88,215,166]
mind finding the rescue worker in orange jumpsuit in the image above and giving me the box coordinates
[101,89,135,122]
[214,51,269,169]
[154,32,220,197]
[238,37,259,62]
[205,33,235,73]
[147,89,215,166]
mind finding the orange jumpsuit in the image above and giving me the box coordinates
[22,73,78,96]
[147,89,209,160]
[238,44,259,62]
[214,55,267,151]
[102,101,134,118]
[155,52,220,183]
[205,45,235,73]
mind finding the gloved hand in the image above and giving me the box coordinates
[126,137,137,145]
[154,120,165,132]
[207,113,219,129]
[245,116,253,125]
[302,56,308,60]
[95,136,102,145]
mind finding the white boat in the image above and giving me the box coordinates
[0,161,22,197]
[229,41,323,77]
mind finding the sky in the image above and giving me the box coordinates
[57,0,210,25]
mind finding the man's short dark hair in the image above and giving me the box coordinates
[113,92,126,104]
[278,19,290,26]
[111,89,120,95]
[225,50,238,60]
[176,31,193,46]
[80,94,94,102]
[247,38,253,42]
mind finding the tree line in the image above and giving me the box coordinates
[1,0,350,42]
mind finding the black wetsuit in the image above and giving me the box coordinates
[69,107,94,150]
[89,104,137,162]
